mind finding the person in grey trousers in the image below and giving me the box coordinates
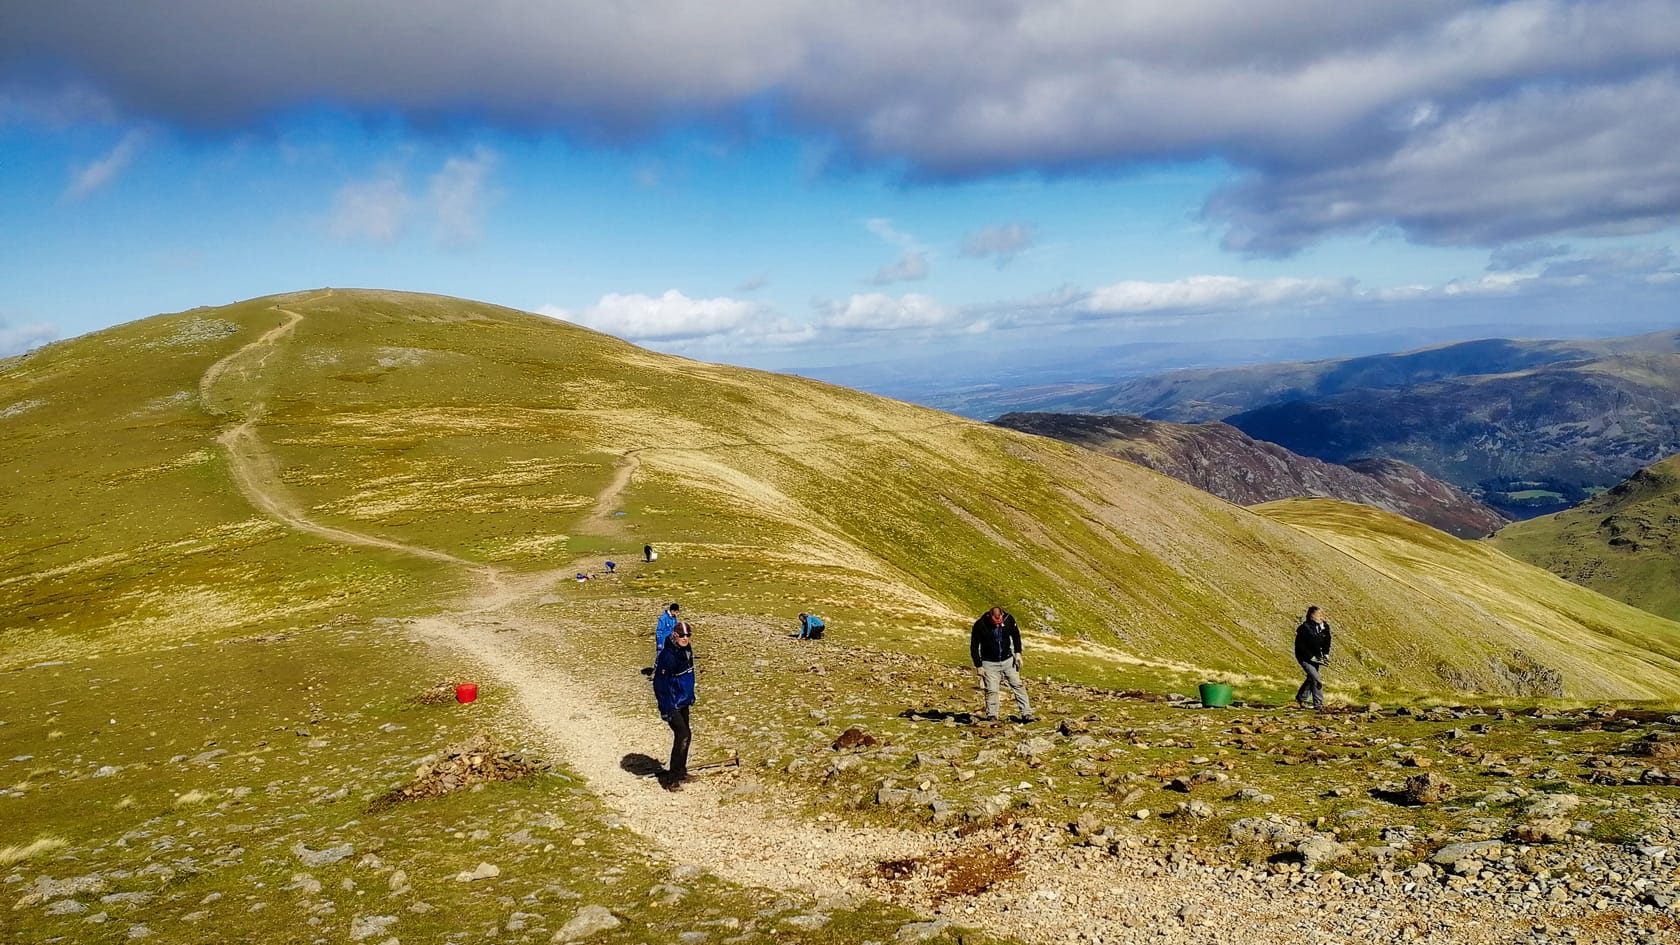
[970,606,1035,723]
[1294,605,1332,709]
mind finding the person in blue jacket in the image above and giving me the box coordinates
[796,612,825,640]
[654,602,681,654]
[653,620,696,790]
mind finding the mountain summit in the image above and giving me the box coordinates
[4,289,1680,699]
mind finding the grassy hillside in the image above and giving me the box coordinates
[1493,454,1680,621]
[5,289,1680,701]
[1258,498,1680,697]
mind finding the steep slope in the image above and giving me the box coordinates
[1226,355,1680,515]
[1493,454,1680,621]
[970,330,1680,421]
[1259,498,1680,697]
[991,412,1508,539]
[5,289,1680,700]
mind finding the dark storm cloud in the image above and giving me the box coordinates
[7,1,1680,251]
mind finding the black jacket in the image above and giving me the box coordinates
[1294,620,1332,663]
[971,611,1022,666]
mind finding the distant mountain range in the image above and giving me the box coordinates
[960,329,1680,422]
[962,330,1680,518]
[1494,454,1680,622]
[994,412,1508,539]
[1224,354,1680,516]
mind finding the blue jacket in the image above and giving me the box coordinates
[655,610,679,653]
[653,640,695,715]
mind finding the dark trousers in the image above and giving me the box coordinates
[1296,660,1324,708]
[663,706,691,777]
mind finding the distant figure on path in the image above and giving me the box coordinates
[1294,605,1333,710]
[655,602,681,654]
[605,560,616,574]
[970,606,1034,723]
[652,620,696,790]
[796,612,826,640]
[644,544,655,562]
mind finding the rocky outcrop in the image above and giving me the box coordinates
[994,412,1508,539]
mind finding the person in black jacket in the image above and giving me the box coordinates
[653,621,696,790]
[1294,605,1332,710]
[970,607,1034,723]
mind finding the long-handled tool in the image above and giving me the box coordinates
[688,750,740,774]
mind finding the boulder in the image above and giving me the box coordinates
[554,905,621,942]
[1403,772,1455,805]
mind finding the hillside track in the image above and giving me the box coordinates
[197,297,1600,945]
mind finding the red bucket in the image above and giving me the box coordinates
[455,683,478,704]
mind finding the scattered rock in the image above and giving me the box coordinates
[896,919,952,942]
[15,874,107,909]
[348,914,397,941]
[831,728,876,750]
[291,842,354,868]
[1430,841,1501,866]
[553,905,620,941]
[1403,772,1455,805]
[455,862,500,883]
[45,899,87,915]
[1513,818,1573,844]
[1297,836,1349,868]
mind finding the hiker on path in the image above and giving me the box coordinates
[970,606,1034,723]
[655,602,681,654]
[1294,605,1333,710]
[796,612,825,640]
[652,620,696,790]
[644,544,655,562]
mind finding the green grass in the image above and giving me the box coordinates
[1494,454,1680,622]
[0,622,995,945]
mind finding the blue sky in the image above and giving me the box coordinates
[2,1,1678,379]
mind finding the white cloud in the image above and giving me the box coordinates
[326,148,499,247]
[818,293,953,331]
[1084,275,1348,315]
[0,321,59,356]
[868,251,930,285]
[428,147,498,250]
[544,290,763,341]
[328,170,411,244]
[960,222,1036,267]
[865,217,920,252]
[63,129,145,201]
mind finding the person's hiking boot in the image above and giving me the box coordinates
[657,771,686,791]
[1017,715,1037,724]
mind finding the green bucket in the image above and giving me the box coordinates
[1198,683,1233,708]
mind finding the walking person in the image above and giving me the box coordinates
[970,606,1034,723]
[652,620,696,790]
[1295,605,1333,710]
[655,602,680,654]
